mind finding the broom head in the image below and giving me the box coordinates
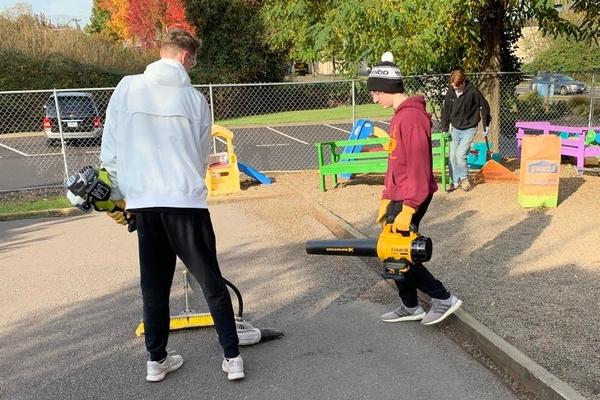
[135,312,215,337]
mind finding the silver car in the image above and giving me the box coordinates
[531,73,586,95]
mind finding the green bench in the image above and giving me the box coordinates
[315,132,450,192]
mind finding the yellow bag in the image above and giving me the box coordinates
[518,135,561,208]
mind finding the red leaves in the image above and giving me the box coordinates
[98,0,196,48]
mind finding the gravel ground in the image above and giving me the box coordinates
[231,165,600,400]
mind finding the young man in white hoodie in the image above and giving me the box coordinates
[100,29,244,383]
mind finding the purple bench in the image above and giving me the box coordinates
[516,121,600,175]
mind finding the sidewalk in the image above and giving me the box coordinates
[0,203,520,400]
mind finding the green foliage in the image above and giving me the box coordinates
[0,48,124,90]
[0,15,157,90]
[185,0,287,83]
[263,0,453,75]
[261,0,598,75]
[85,0,113,37]
[522,37,600,73]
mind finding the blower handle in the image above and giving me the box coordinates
[384,201,418,235]
[382,223,418,236]
[112,204,137,232]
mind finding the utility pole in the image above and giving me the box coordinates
[68,18,81,30]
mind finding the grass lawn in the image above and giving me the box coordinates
[217,102,441,127]
[0,196,71,214]
[217,104,394,127]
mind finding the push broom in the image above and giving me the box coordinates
[135,270,284,345]
[135,270,214,336]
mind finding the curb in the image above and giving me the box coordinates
[0,207,84,221]
[0,192,292,222]
[309,202,587,400]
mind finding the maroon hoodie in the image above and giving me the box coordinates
[381,96,438,209]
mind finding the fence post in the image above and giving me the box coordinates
[53,89,69,180]
[589,72,595,127]
[209,83,216,153]
[351,80,356,125]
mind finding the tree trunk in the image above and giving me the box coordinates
[478,0,505,153]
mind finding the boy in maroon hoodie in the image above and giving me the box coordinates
[367,52,462,325]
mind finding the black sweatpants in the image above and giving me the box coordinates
[135,209,239,361]
[386,196,450,308]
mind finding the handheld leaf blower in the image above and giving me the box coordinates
[65,165,137,232]
[305,213,432,281]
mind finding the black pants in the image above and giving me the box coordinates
[135,209,239,361]
[386,196,450,308]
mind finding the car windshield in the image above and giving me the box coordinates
[557,75,573,81]
[45,96,96,117]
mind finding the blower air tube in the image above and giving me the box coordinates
[305,239,378,257]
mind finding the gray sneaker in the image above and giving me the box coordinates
[146,353,183,382]
[421,295,462,325]
[381,301,426,322]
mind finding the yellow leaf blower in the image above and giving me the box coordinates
[305,224,432,281]
[65,165,136,232]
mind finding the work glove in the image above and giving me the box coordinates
[392,204,416,233]
[376,199,391,224]
[107,199,127,225]
[483,127,489,137]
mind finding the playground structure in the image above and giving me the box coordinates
[516,121,600,175]
[338,119,388,179]
[315,118,451,191]
[206,125,271,197]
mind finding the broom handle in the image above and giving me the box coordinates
[484,134,493,160]
[183,270,191,313]
[180,270,243,318]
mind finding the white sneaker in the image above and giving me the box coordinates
[222,355,245,381]
[146,353,183,382]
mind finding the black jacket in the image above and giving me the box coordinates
[440,80,491,131]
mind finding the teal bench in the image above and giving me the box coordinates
[316,132,450,192]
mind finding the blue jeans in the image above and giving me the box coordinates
[449,127,477,185]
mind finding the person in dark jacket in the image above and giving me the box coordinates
[440,69,491,192]
[368,52,462,326]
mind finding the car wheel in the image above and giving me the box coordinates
[46,138,59,147]
[560,86,568,95]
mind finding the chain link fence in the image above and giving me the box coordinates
[1,71,598,192]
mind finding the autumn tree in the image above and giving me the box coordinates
[89,0,195,48]
[162,0,195,34]
[98,0,129,40]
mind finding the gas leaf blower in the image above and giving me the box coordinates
[65,165,136,232]
[305,213,432,281]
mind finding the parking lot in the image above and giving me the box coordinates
[0,121,393,190]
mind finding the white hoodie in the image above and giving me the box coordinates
[100,59,211,209]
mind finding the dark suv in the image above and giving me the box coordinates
[43,92,103,145]
[531,73,586,95]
